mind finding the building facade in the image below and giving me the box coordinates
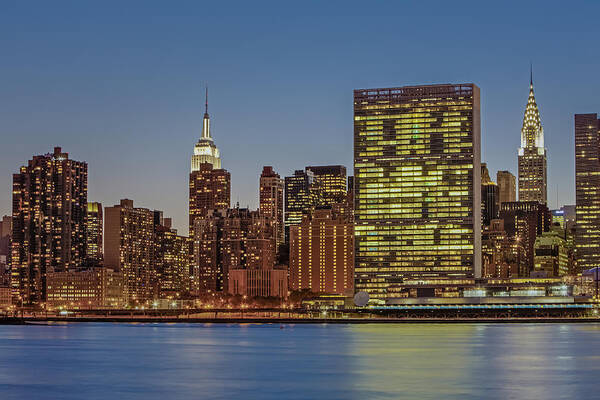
[259,166,284,248]
[11,147,88,305]
[46,267,125,309]
[575,113,600,272]
[86,202,103,264]
[189,163,231,237]
[284,169,322,242]
[518,74,547,204]
[289,207,354,295]
[104,199,154,304]
[305,165,347,205]
[228,268,288,298]
[481,164,499,227]
[354,84,482,299]
[154,226,191,299]
[497,171,516,206]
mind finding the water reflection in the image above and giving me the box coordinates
[0,323,598,400]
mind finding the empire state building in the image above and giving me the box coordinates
[518,70,547,204]
[191,90,221,171]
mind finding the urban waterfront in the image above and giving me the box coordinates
[1,323,599,399]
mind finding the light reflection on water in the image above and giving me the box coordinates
[0,323,599,400]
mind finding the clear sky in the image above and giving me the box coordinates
[1,0,599,234]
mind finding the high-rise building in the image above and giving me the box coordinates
[305,165,347,205]
[104,199,154,303]
[0,216,11,267]
[11,147,87,304]
[86,202,103,264]
[284,169,322,242]
[193,208,276,294]
[499,201,551,276]
[191,90,221,171]
[575,113,600,272]
[354,84,481,299]
[289,207,354,295]
[497,171,516,206]
[481,164,499,227]
[259,166,284,248]
[518,72,547,204]
[154,224,191,299]
[189,163,231,236]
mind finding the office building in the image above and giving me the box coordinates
[154,224,191,299]
[289,207,354,295]
[534,228,569,277]
[481,164,499,226]
[306,165,347,205]
[575,113,600,272]
[259,166,284,248]
[189,163,231,236]
[86,202,103,264]
[11,147,87,304]
[354,84,481,299]
[105,199,154,303]
[497,171,516,206]
[518,72,547,203]
[284,169,322,241]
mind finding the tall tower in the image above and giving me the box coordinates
[191,89,221,171]
[574,113,600,272]
[259,166,284,248]
[354,84,481,299]
[11,147,88,304]
[518,69,547,204]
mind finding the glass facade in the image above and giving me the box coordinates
[353,84,481,299]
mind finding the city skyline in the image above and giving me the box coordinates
[2,2,600,235]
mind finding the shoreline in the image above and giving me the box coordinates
[2,316,600,325]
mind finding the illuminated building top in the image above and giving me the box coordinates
[191,89,221,171]
[520,70,544,150]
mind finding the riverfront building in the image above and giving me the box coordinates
[11,147,88,304]
[518,73,547,204]
[575,113,600,272]
[353,84,482,299]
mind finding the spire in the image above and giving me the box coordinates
[530,62,533,87]
[201,87,211,139]
[520,66,543,149]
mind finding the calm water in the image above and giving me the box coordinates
[0,322,599,399]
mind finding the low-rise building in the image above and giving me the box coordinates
[46,267,125,309]
[228,267,288,298]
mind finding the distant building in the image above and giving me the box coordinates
[46,267,124,309]
[0,286,11,308]
[305,165,347,205]
[534,227,569,277]
[551,205,576,232]
[193,208,276,294]
[154,225,191,299]
[228,267,288,298]
[289,207,354,295]
[191,90,221,171]
[481,220,524,279]
[497,171,516,206]
[575,113,600,272]
[481,164,499,226]
[11,147,87,305]
[354,84,482,298]
[284,169,322,242]
[189,163,230,237]
[104,199,154,304]
[86,202,103,264]
[518,72,547,204]
[499,201,551,276]
[259,166,284,248]
[0,216,11,267]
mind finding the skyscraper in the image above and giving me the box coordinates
[284,169,322,242]
[189,163,231,236]
[354,84,481,299]
[497,170,516,206]
[191,90,221,171]
[574,113,600,272]
[259,166,284,248]
[518,71,547,204]
[86,202,103,264]
[11,147,87,304]
[305,165,347,205]
[481,164,499,226]
[104,199,155,303]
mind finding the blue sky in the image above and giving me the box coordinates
[1,1,599,233]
